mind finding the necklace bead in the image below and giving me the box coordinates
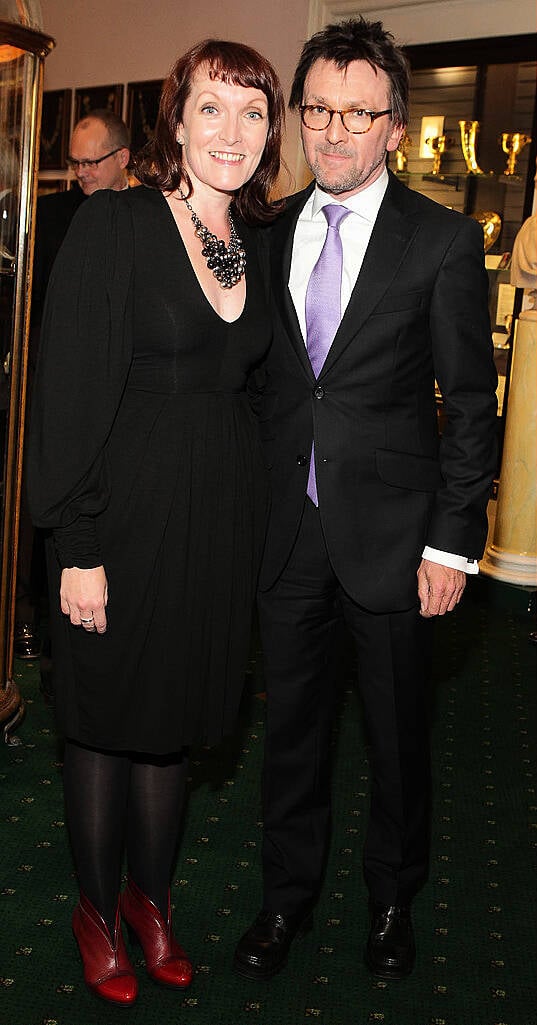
[178,189,246,289]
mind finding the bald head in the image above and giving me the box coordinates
[68,112,130,195]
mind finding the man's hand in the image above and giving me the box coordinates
[60,566,108,633]
[417,559,466,618]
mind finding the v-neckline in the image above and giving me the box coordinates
[160,190,248,325]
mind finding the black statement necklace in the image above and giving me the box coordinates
[179,189,246,289]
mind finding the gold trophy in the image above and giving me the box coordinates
[426,134,452,175]
[395,130,412,172]
[500,132,532,176]
[470,210,502,252]
[459,120,484,174]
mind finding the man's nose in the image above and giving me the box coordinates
[325,112,347,144]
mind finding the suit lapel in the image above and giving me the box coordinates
[271,184,315,381]
[320,174,420,378]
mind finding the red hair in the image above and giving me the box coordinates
[135,39,285,224]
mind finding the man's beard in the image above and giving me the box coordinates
[308,149,387,195]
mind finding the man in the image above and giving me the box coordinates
[234,18,497,982]
[31,109,130,324]
[15,110,130,661]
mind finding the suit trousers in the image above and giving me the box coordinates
[258,498,432,913]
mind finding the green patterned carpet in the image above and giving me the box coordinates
[1,577,536,1025]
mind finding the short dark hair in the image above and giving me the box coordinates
[289,18,410,127]
[134,39,285,225]
[77,109,131,150]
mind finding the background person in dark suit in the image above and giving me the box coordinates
[15,110,131,662]
[31,109,131,326]
[234,17,498,983]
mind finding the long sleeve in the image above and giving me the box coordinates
[427,214,498,558]
[27,189,135,566]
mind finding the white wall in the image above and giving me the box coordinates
[307,0,536,45]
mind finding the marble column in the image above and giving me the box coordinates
[480,313,537,586]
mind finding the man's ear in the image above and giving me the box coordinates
[386,123,405,153]
[119,148,131,169]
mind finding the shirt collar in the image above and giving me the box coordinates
[311,167,389,224]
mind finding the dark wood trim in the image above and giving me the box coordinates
[405,34,537,69]
[0,20,54,58]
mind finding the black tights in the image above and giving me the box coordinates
[63,739,189,934]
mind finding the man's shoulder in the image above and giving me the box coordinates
[387,171,470,227]
[37,185,85,216]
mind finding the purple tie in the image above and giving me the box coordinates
[305,204,350,505]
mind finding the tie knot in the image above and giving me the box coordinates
[322,204,350,231]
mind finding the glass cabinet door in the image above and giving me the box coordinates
[0,7,53,743]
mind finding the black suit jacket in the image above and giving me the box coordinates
[31,185,86,321]
[257,171,498,612]
[28,185,86,381]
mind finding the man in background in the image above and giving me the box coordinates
[30,109,130,326]
[15,110,130,662]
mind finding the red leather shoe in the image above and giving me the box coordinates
[121,876,192,989]
[72,892,138,1006]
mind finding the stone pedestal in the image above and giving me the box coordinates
[481,314,537,586]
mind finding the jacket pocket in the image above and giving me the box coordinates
[375,448,444,492]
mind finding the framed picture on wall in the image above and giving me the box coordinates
[37,178,69,197]
[126,79,163,155]
[39,89,72,171]
[74,83,124,121]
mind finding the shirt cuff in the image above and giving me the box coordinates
[422,546,479,574]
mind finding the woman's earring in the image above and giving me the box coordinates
[177,136,184,146]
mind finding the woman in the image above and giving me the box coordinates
[28,40,284,1006]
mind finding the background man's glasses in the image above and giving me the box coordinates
[299,106,393,134]
[66,147,122,171]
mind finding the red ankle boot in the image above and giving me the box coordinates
[72,893,138,1005]
[121,876,192,989]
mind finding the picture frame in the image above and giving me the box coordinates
[74,83,124,122]
[126,79,163,155]
[37,178,69,197]
[39,89,72,171]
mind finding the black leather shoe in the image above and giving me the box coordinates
[14,623,40,660]
[233,909,313,981]
[365,902,415,980]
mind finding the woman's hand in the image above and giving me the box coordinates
[60,566,108,633]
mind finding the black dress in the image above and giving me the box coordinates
[27,186,270,754]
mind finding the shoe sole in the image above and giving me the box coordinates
[364,952,413,981]
[232,956,288,982]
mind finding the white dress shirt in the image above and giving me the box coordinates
[288,168,477,575]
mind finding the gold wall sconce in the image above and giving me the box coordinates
[500,132,532,176]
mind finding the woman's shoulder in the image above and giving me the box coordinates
[80,184,164,216]
[68,185,165,243]
[123,183,165,211]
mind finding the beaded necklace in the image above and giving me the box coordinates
[179,189,246,289]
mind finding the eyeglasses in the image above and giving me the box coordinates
[299,106,393,134]
[66,147,122,171]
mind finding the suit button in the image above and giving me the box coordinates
[296,454,308,466]
[313,385,324,399]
